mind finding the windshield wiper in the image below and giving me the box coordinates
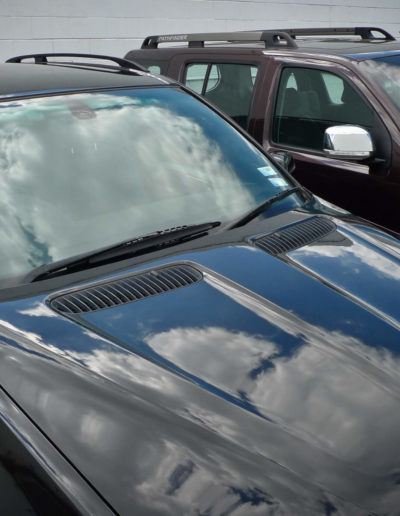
[24,221,220,283]
[226,187,305,230]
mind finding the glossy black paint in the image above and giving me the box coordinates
[0,388,114,515]
[2,209,400,515]
[0,62,168,96]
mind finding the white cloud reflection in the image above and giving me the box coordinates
[18,302,57,318]
[359,58,400,111]
[297,224,400,283]
[145,326,277,392]
[2,306,400,511]
[142,323,400,489]
[0,92,257,280]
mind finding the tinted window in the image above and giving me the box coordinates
[273,67,374,152]
[126,58,165,74]
[321,72,344,104]
[184,64,219,93]
[184,63,258,129]
[147,65,161,74]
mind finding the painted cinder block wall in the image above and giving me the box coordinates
[0,0,399,62]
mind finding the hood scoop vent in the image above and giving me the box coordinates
[254,216,336,256]
[50,264,203,314]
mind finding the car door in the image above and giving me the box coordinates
[263,60,400,230]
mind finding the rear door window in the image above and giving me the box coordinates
[184,63,258,129]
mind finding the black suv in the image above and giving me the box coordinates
[3,52,400,516]
[126,27,400,231]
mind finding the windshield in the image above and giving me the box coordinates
[359,54,400,111]
[0,87,297,283]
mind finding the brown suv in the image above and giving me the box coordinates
[126,27,400,232]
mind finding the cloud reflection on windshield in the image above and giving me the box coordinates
[0,92,258,280]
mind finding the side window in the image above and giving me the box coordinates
[130,60,164,74]
[184,63,258,129]
[286,72,298,90]
[185,64,210,94]
[207,65,220,91]
[147,65,161,74]
[321,72,343,104]
[273,67,374,152]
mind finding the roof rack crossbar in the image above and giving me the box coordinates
[141,31,298,49]
[6,53,148,72]
[278,27,395,41]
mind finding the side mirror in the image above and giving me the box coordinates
[323,125,374,161]
[270,151,295,174]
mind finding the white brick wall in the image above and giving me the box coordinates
[0,0,399,62]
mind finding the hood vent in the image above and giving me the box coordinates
[254,216,336,256]
[50,264,202,314]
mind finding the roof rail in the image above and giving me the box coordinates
[141,31,298,49]
[278,27,396,41]
[6,53,148,72]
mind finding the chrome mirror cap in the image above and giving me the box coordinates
[323,125,374,160]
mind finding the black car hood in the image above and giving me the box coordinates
[2,214,400,514]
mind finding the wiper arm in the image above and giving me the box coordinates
[24,221,220,283]
[226,187,305,230]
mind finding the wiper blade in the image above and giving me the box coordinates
[226,187,305,230]
[24,221,220,283]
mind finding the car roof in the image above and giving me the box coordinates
[129,27,400,62]
[0,61,173,99]
[276,38,400,58]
